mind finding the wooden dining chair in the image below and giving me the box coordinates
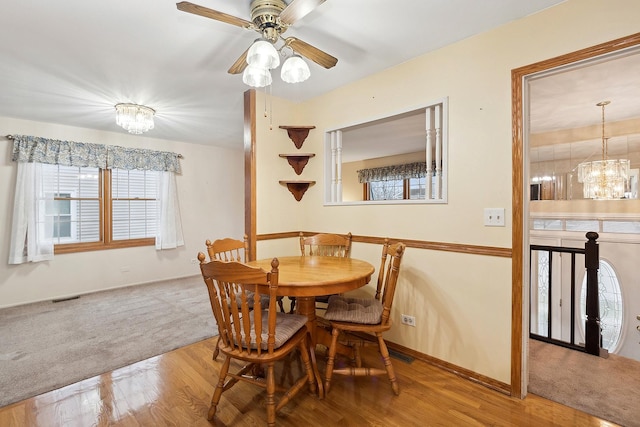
[197,254,319,426]
[287,232,353,313]
[322,239,406,395]
[205,235,269,360]
[205,235,249,263]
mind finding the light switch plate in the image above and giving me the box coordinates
[484,208,505,226]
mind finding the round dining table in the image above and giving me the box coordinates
[247,256,375,347]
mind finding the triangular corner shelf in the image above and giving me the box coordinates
[279,180,315,201]
[279,153,315,175]
[279,125,316,149]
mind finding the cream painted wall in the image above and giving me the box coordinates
[0,116,245,308]
[253,0,640,385]
[255,94,309,235]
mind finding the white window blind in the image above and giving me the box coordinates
[112,169,158,240]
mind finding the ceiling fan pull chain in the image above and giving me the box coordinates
[264,86,268,118]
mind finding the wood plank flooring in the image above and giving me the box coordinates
[0,338,619,426]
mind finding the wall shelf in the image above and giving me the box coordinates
[279,125,316,149]
[279,180,315,201]
[279,153,315,175]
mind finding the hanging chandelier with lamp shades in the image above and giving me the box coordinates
[242,38,311,87]
[114,103,155,134]
[577,101,631,199]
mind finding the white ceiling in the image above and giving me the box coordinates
[0,0,565,150]
[529,49,640,134]
[529,48,640,163]
[340,109,426,163]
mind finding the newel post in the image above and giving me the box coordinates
[584,231,601,356]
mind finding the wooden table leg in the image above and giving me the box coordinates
[295,297,317,344]
[295,296,353,358]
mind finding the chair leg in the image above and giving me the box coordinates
[299,335,322,397]
[212,336,220,361]
[208,356,231,420]
[265,363,276,427]
[288,297,297,314]
[354,345,362,368]
[376,333,399,395]
[277,296,285,312]
[324,327,340,394]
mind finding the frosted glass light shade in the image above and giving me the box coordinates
[242,64,272,88]
[115,103,155,134]
[281,55,310,83]
[246,40,280,70]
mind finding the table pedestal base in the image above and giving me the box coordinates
[295,296,354,358]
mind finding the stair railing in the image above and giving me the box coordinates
[529,232,603,356]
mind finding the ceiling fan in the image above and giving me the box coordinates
[176,0,338,77]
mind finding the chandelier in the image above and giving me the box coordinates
[577,101,630,199]
[242,39,310,88]
[115,103,155,134]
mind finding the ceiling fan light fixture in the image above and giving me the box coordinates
[242,63,273,87]
[114,103,155,134]
[246,39,280,69]
[281,55,310,83]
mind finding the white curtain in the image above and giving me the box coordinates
[8,162,54,264]
[156,171,184,250]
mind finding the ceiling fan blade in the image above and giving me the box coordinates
[228,48,249,75]
[287,37,337,69]
[176,2,253,29]
[279,0,326,25]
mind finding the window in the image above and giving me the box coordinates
[367,179,403,200]
[579,260,624,352]
[42,164,158,253]
[365,176,427,201]
[9,135,184,264]
[409,177,426,199]
[47,193,72,239]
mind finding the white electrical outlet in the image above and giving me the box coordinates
[484,208,505,227]
[401,314,416,327]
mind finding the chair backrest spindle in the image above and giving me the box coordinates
[376,239,406,326]
[198,253,279,357]
[206,235,249,262]
[300,232,352,258]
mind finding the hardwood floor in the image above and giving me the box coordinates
[0,337,619,426]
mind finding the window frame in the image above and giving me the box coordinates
[363,176,428,201]
[53,168,155,254]
[324,96,448,205]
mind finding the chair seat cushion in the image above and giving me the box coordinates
[324,295,383,324]
[315,294,335,304]
[247,311,308,350]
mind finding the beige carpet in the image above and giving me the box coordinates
[528,339,640,427]
[0,276,215,408]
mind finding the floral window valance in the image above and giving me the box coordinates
[357,162,427,183]
[11,135,181,173]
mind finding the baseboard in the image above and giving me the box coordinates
[0,274,201,310]
[348,331,511,396]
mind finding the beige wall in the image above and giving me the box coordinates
[253,0,640,384]
[0,116,245,308]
